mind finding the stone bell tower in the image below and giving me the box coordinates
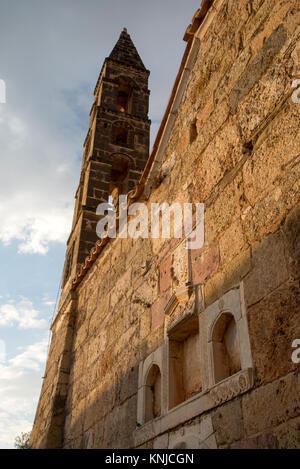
[62,28,151,288]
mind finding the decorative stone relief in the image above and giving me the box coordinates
[164,284,194,316]
[209,368,254,406]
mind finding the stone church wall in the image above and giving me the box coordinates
[30,0,300,449]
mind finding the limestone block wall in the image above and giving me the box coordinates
[30,0,300,449]
[30,294,76,448]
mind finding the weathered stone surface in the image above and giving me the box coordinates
[192,244,220,285]
[211,399,244,446]
[282,205,300,280]
[172,241,189,287]
[241,173,300,245]
[229,433,279,449]
[247,280,300,385]
[139,308,151,340]
[204,248,251,307]
[242,100,300,208]
[274,416,300,449]
[244,231,289,307]
[159,256,172,293]
[237,59,290,141]
[205,175,244,244]
[118,365,139,405]
[102,395,137,449]
[151,291,170,331]
[229,24,287,114]
[219,219,246,268]
[153,433,169,449]
[242,371,300,437]
[193,120,243,202]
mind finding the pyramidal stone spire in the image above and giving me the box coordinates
[109,28,146,71]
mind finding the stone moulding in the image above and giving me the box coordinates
[209,368,254,406]
[134,367,254,447]
[164,284,194,316]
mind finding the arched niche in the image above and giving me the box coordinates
[168,313,202,409]
[211,312,241,384]
[144,364,162,423]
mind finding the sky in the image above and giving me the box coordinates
[0,0,201,448]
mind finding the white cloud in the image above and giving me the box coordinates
[0,339,5,363]
[43,301,55,306]
[0,107,79,255]
[0,0,201,256]
[0,298,48,329]
[6,340,48,374]
[0,337,48,449]
[42,294,56,307]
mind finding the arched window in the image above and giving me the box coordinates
[212,312,241,384]
[190,119,198,143]
[109,154,129,205]
[117,79,132,113]
[145,364,161,422]
[115,126,128,146]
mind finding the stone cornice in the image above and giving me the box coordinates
[164,284,194,316]
[134,367,254,447]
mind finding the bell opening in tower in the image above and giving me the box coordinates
[117,80,132,113]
